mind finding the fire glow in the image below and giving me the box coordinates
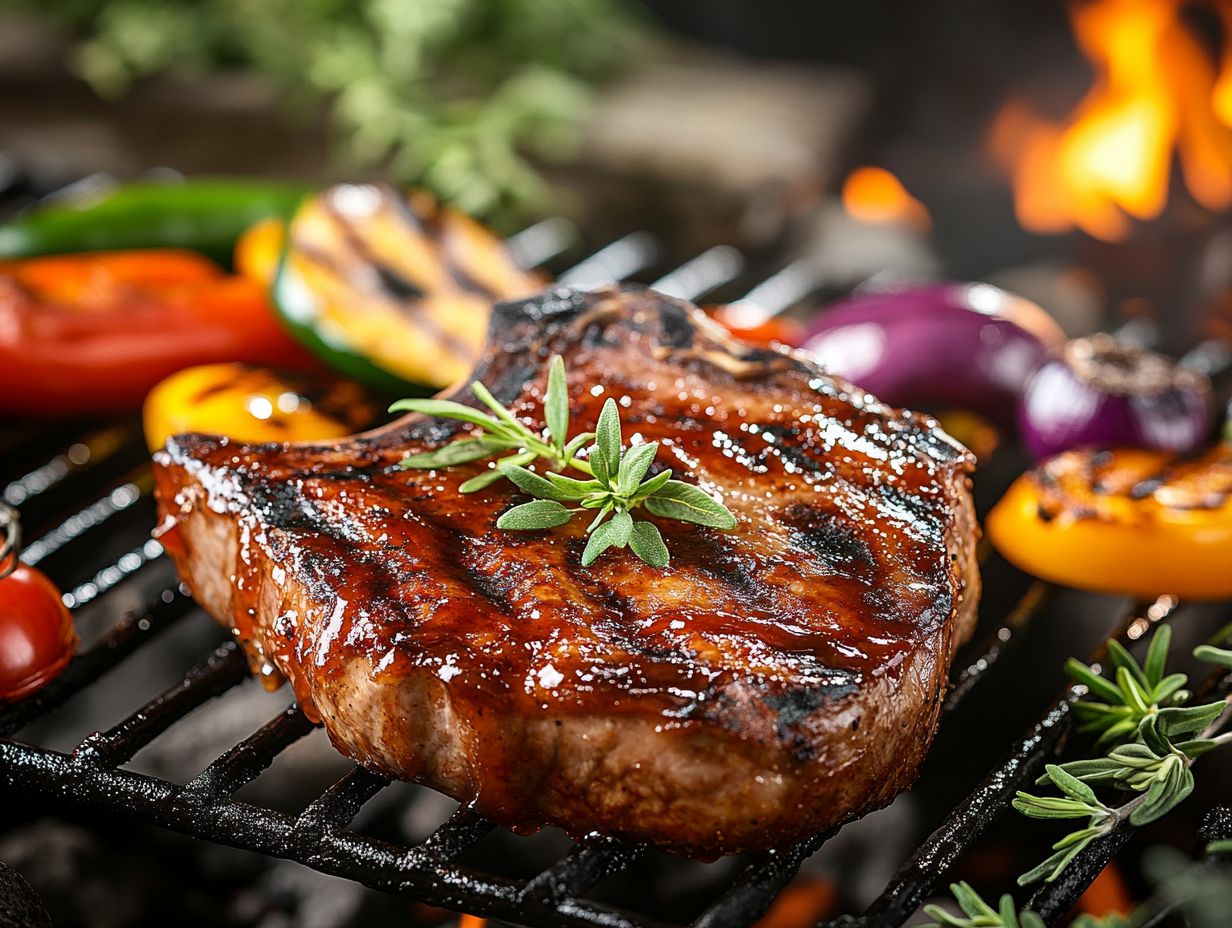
[990,0,1232,242]
[841,166,931,229]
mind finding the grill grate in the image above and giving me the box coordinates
[1,180,1229,928]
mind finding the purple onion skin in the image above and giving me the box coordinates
[800,283,1065,426]
[1018,341,1213,461]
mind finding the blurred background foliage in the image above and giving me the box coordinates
[3,0,649,224]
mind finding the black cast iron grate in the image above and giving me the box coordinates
[0,175,1229,928]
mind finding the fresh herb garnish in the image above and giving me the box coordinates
[927,846,1232,928]
[924,625,1232,926]
[922,882,1045,928]
[1011,624,1232,886]
[389,356,736,567]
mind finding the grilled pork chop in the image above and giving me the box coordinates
[153,285,980,856]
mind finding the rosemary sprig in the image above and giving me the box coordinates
[922,882,1044,928]
[1064,626,1190,748]
[390,356,736,567]
[1012,625,1232,886]
[391,356,592,493]
[927,846,1232,928]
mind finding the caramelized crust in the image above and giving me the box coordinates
[153,285,979,856]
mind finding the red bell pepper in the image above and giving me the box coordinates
[0,249,314,415]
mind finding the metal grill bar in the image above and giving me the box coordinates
[0,588,192,738]
[415,807,498,862]
[184,706,316,799]
[519,838,647,907]
[19,473,150,567]
[75,642,249,767]
[295,766,391,835]
[944,581,1050,713]
[0,740,674,928]
[693,831,835,928]
[2,424,139,507]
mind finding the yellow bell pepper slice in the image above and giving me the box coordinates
[143,363,377,451]
[987,444,1232,600]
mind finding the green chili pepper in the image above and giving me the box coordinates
[0,178,309,267]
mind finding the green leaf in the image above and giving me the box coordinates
[1138,714,1171,756]
[644,480,737,529]
[586,502,613,533]
[1109,743,1163,768]
[545,472,605,501]
[630,468,673,502]
[1107,639,1150,691]
[1207,838,1232,854]
[1093,717,1141,749]
[1194,644,1232,670]
[920,905,970,928]
[1045,764,1099,805]
[1011,792,1094,820]
[1130,760,1192,825]
[496,499,574,530]
[397,436,513,469]
[1066,658,1125,705]
[617,441,659,496]
[388,398,505,432]
[500,464,567,500]
[1157,702,1226,738]
[1043,758,1125,784]
[1116,666,1151,715]
[1017,836,1093,886]
[998,895,1019,928]
[629,519,669,568]
[1153,672,1190,704]
[1143,625,1171,688]
[458,450,536,493]
[609,510,634,544]
[1020,912,1046,928]
[951,882,997,919]
[593,398,622,485]
[544,354,569,452]
[470,380,536,441]
[1175,738,1222,760]
[581,510,631,566]
[562,431,596,461]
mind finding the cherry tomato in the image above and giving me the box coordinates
[0,562,77,702]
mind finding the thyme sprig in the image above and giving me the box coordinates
[390,356,736,567]
[1012,625,1232,887]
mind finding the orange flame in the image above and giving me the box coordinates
[841,166,931,229]
[990,0,1232,241]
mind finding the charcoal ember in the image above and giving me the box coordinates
[0,861,52,928]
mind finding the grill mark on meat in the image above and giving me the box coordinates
[765,684,861,760]
[657,301,696,348]
[246,477,351,538]
[781,504,876,573]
